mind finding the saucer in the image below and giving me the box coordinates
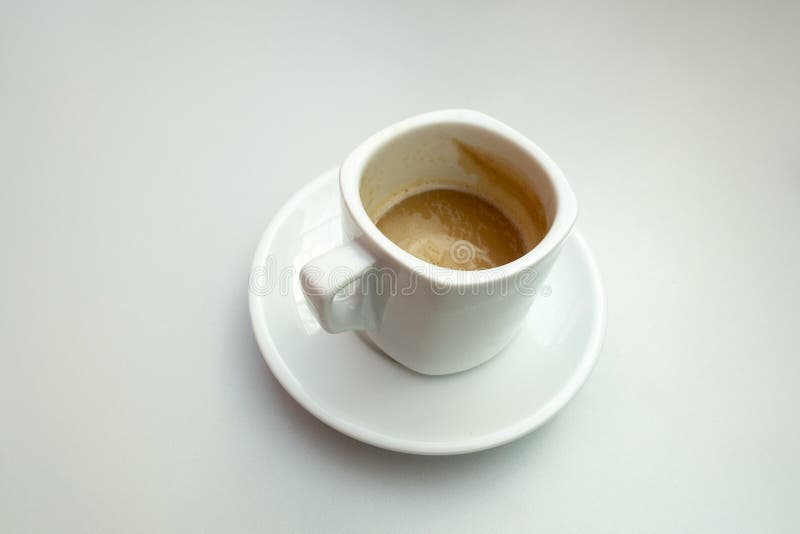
[249,168,606,455]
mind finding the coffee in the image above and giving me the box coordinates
[363,139,549,271]
[376,188,526,270]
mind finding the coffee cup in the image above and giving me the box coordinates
[300,110,577,375]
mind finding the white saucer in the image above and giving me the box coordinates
[249,168,606,455]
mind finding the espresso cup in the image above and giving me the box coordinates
[300,110,577,375]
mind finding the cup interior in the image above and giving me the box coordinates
[358,121,557,252]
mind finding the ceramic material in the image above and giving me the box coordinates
[299,110,579,375]
[248,168,606,455]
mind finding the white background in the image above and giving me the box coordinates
[2,1,799,532]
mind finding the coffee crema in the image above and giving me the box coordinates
[363,139,549,271]
[376,188,526,271]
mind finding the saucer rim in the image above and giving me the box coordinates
[249,168,607,455]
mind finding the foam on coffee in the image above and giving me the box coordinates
[367,140,549,271]
[376,188,525,270]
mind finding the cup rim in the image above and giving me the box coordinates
[339,109,578,286]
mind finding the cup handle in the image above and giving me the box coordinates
[299,240,378,333]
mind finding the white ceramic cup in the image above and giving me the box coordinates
[300,110,577,375]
